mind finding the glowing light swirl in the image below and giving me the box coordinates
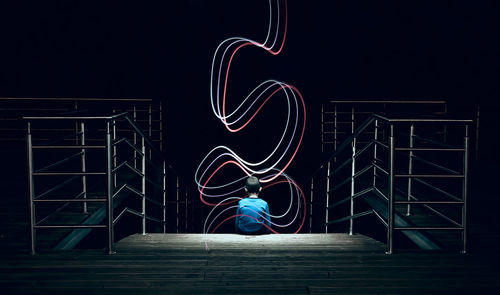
[195,0,306,234]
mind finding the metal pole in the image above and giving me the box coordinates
[106,122,115,254]
[350,136,356,235]
[185,186,188,233]
[176,177,180,233]
[387,125,395,254]
[112,119,117,187]
[462,125,469,254]
[407,124,415,216]
[443,103,448,143]
[325,161,331,233]
[159,101,163,152]
[334,104,338,158]
[475,105,480,161]
[27,122,36,255]
[81,122,88,214]
[148,103,152,159]
[373,119,378,188]
[349,106,355,236]
[133,106,137,169]
[142,136,146,235]
[162,161,166,233]
[321,104,324,153]
[309,178,314,233]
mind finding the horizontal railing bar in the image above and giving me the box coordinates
[395,174,464,178]
[34,198,106,202]
[328,100,446,104]
[326,210,374,225]
[2,97,152,102]
[33,172,106,176]
[32,145,105,149]
[35,176,79,199]
[35,151,83,173]
[412,155,461,175]
[389,119,472,123]
[35,192,85,225]
[396,147,465,152]
[413,178,462,201]
[395,200,464,204]
[395,227,463,231]
[145,215,164,224]
[24,112,128,120]
[413,134,459,149]
[34,225,107,229]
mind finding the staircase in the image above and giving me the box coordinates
[310,100,473,253]
[0,98,193,254]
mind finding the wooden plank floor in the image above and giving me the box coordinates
[1,233,499,294]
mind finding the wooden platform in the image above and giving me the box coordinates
[1,233,499,294]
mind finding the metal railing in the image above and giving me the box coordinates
[308,113,472,254]
[25,112,187,254]
[1,97,163,150]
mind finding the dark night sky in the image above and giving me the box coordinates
[0,0,499,184]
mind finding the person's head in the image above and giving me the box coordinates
[245,176,261,196]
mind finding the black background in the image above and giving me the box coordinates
[0,0,498,188]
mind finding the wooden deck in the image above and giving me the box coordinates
[1,233,499,294]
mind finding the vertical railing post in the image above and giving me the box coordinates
[325,161,331,233]
[185,186,188,233]
[406,124,415,216]
[387,124,395,254]
[462,125,469,254]
[475,105,480,162]
[309,178,314,233]
[112,119,117,187]
[162,161,166,233]
[321,104,324,153]
[334,104,337,161]
[350,136,356,235]
[106,122,115,254]
[148,103,152,159]
[176,177,180,233]
[373,119,378,188]
[80,122,88,214]
[141,136,146,235]
[27,122,36,255]
[133,106,137,169]
[349,107,355,235]
[159,101,163,152]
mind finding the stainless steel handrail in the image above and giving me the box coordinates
[310,111,471,253]
[25,111,190,254]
